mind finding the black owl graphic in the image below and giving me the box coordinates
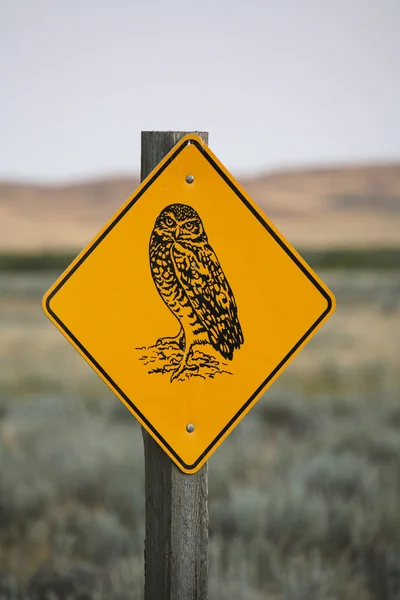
[145,203,244,381]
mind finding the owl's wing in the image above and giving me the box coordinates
[172,242,244,360]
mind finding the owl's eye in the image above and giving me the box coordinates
[184,222,195,231]
[164,217,175,227]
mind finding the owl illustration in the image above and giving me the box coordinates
[149,203,244,381]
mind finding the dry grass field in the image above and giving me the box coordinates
[0,268,399,598]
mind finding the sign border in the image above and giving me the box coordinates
[43,134,335,473]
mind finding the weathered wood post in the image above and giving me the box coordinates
[141,131,209,600]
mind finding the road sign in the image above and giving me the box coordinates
[43,134,335,473]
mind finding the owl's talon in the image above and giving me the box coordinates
[170,368,190,382]
[170,359,199,382]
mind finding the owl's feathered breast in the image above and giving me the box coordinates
[149,238,182,302]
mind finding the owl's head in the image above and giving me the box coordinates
[152,204,207,243]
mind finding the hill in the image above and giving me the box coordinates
[1,163,399,251]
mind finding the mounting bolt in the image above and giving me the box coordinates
[186,423,195,433]
[186,174,195,184]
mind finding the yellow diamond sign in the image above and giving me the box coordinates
[43,134,335,473]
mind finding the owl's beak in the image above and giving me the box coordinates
[174,226,181,240]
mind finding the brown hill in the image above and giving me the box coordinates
[1,163,400,251]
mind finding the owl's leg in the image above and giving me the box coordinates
[170,329,209,382]
[155,327,185,350]
[170,342,198,382]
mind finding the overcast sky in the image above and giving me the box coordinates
[1,0,399,181]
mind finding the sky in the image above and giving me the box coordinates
[1,0,399,181]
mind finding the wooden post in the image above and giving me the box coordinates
[141,131,209,600]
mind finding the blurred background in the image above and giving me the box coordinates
[1,1,400,598]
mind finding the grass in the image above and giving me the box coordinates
[0,270,399,598]
[0,247,399,273]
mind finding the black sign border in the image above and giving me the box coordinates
[45,137,334,471]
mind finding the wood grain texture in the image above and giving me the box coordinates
[141,131,209,600]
